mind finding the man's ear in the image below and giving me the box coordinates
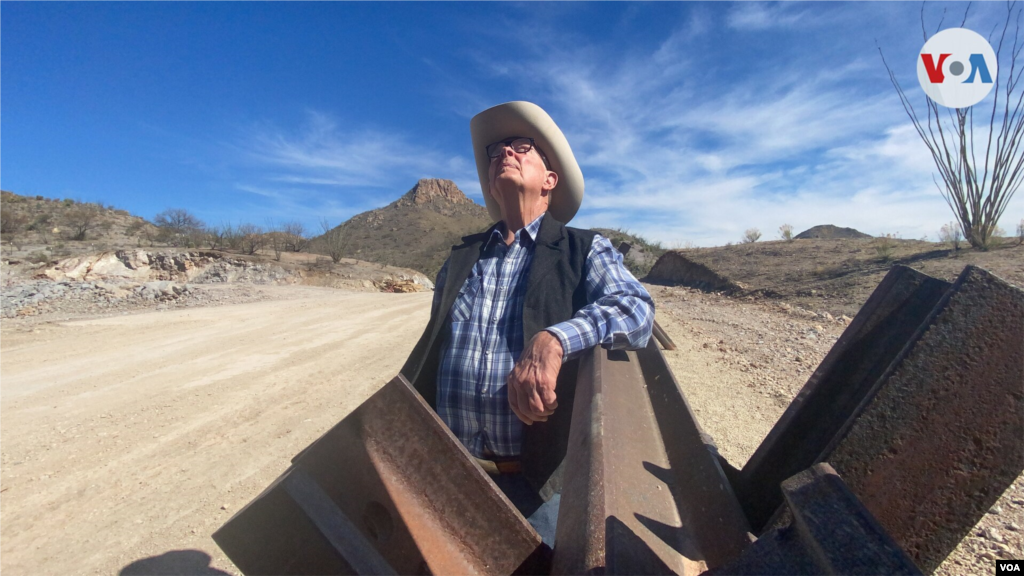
[542,170,558,193]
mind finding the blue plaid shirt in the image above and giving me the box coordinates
[434,213,654,458]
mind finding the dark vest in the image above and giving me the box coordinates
[400,215,596,499]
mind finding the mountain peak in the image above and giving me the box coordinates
[400,178,473,206]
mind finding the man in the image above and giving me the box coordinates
[401,101,653,544]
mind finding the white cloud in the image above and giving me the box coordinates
[726,2,816,31]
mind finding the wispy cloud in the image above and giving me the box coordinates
[726,2,817,31]
[465,5,1024,246]
[225,110,481,228]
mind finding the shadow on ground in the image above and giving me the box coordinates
[120,550,231,576]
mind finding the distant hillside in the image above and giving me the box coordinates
[647,237,1023,317]
[590,228,667,279]
[795,224,872,239]
[314,179,492,279]
[0,190,156,251]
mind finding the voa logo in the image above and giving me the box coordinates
[997,559,1024,574]
[917,27,997,108]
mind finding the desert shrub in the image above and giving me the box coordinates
[874,233,897,262]
[26,251,51,264]
[237,223,265,255]
[319,218,347,263]
[1,210,28,234]
[125,220,145,236]
[154,208,205,247]
[281,221,310,252]
[219,223,244,251]
[27,214,52,232]
[34,195,44,201]
[62,198,75,207]
[779,224,794,242]
[938,221,963,250]
[62,204,106,240]
[742,228,761,243]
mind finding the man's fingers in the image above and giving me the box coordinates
[508,379,534,425]
[527,389,546,415]
[539,386,558,411]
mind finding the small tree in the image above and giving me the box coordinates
[938,221,963,250]
[1017,218,1024,245]
[237,223,265,255]
[880,3,1024,250]
[319,218,348,263]
[742,228,762,243]
[282,221,310,252]
[63,204,105,241]
[154,208,205,247]
[779,224,794,242]
[0,210,28,234]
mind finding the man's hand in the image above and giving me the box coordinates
[507,331,563,425]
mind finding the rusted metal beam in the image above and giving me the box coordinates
[826,266,1024,573]
[553,343,751,575]
[214,374,541,575]
[651,321,677,351]
[707,464,921,575]
[737,265,951,531]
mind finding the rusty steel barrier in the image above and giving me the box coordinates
[735,265,1024,572]
[707,464,921,575]
[553,343,751,575]
[213,374,541,575]
[216,264,1020,575]
[738,265,952,530]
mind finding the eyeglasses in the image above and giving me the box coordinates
[485,137,551,169]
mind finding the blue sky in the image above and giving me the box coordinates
[3,2,1022,247]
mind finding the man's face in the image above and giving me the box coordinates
[487,139,556,206]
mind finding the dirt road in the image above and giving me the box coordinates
[1,287,432,575]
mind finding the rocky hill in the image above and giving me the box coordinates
[315,179,492,279]
[795,224,872,239]
[0,190,157,254]
[590,228,667,279]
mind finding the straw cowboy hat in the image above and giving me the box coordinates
[470,101,584,224]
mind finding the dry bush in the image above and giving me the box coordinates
[62,204,106,241]
[938,221,963,250]
[281,221,310,252]
[237,224,265,255]
[874,233,898,262]
[319,218,348,263]
[779,224,794,242]
[1,210,28,234]
[1017,219,1024,245]
[742,228,761,243]
[154,208,205,247]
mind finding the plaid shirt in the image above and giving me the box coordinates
[434,213,654,458]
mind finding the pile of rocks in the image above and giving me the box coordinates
[1,279,200,319]
[190,259,290,284]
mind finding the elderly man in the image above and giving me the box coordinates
[401,101,653,544]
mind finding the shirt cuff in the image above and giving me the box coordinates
[545,318,596,363]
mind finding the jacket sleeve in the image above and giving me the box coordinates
[544,234,655,361]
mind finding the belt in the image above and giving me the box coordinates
[475,457,522,476]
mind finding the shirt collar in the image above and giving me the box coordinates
[488,212,546,248]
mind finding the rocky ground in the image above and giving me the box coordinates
[0,251,1021,575]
